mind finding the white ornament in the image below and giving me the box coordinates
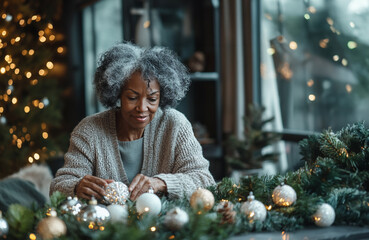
[136,192,162,216]
[77,197,110,229]
[164,207,189,231]
[313,203,335,227]
[60,196,83,216]
[104,182,130,205]
[107,204,128,223]
[240,192,267,222]
[272,183,297,207]
[0,211,9,237]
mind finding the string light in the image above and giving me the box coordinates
[308,94,316,101]
[24,106,30,113]
[346,84,352,93]
[57,46,64,53]
[29,49,35,55]
[333,55,339,61]
[46,61,54,69]
[289,41,298,50]
[34,153,40,160]
[341,58,348,66]
[42,132,48,139]
[307,79,314,87]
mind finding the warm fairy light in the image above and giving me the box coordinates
[22,127,27,133]
[143,20,150,28]
[34,153,40,160]
[57,46,64,53]
[308,94,316,101]
[326,17,334,25]
[0,67,5,74]
[319,38,329,48]
[46,61,54,69]
[12,97,18,104]
[5,65,10,71]
[25,134,31,141]
[32,15,38,21]
[26,72,32,78]
[28,156,33,163]
[33,100,40,107]
[38,30,44,36]
[39,69,46,76]
[10,38,16,45]
[342,58,348,66]
[41,123,47,129]
[29,49,34,55]
[14,68,20,74]
[39,36,46,42]
[17,139,22,148]
[24,106,30,113]
[349,22,355,28]
[308,6,316,13]
[48,23,54,29]
[29,233,37,240]
[266,205,272,210]
[289,41,298,50]
[36,15,41,22]
[38,102,45,109]
[346,84,352,93]
[42,132,48,139]
[49,35,55,41]
[10,63,15,69]
[169,235,175,239]
[1,30,6,36]
[19,19,25,26]
[304,13,310,20]
[15,36,21,42]
[347,41,357,49]
[0,107,3,113]
[333,55,339,61]
[267,47,275,55]
[99,226,105,231]
[88,223,94,229]
[31,79,38,85]
[22,49,28,55]
[3,94,9,101]
[144,207,150,212]
[6,89,11,95]
[1,14,6,19]
[5,54,12,63]
[150,226,156,232]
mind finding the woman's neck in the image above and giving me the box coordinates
[116,112,144,141]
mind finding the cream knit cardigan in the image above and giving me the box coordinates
[50,107,215,199]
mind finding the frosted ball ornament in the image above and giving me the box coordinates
[103,181,130,205]
[36,209,67,240]
[107,204,128,223]
[77,197,110,230]
[272,183,297,207]
[190,188,215,211]
[60,196,83,215]
[0,211,9,237]
[164,207,189,231]
[240,192,267,222]
[136,188,162,216]
[313,203,335,227]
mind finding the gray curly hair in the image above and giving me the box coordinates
[94,42,191,109]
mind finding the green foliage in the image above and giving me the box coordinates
[225,104,281,171]
[0,0,66,178]
[5,204,35,239]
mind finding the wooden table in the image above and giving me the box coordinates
[229,226,369,240]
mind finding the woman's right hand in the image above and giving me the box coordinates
[74,175,114,200]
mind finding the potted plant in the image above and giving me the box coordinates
[225,104,281,180]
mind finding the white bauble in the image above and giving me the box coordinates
[0,211,9,237]
[240,192,267,222]
[272,183,297,207]
[60,196,84,216]
[107,204,128,223]
[164,207,189,231]
[313,203,335,227]
[136,193,162,215]
[104,182,130,205]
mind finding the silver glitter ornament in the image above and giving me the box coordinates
[164,207,189,231]
[313,203,335,227]
[0,211,9,237]
[60,196,84,215]
[77,197,110,230]
[240,192,267,222]
[272,183,297,207]
[103,182,130,205]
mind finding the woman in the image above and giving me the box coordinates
[50,43,215,201]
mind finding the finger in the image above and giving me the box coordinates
[129,174,144,192]
[130,177,153,201]
[106,179,115,184]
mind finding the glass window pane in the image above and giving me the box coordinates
[260,0,369,133]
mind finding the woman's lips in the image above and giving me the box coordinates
[133,115,148,122]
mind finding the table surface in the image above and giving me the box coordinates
[229,226,369,240]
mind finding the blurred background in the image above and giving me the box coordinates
[1,0,369,181]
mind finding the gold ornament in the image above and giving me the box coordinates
[272,183,297,207]
[190,188,215,211]
[36,209,67,240]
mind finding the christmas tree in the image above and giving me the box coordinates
[0,0,66,178]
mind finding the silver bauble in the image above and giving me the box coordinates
[0,211,9,237]
[240,192,267,222]
[103,181,130,205]
[36,209,67,240]
[77,197,110,229]
[164,207,189,231]
[272,183,297,207]
[313,203,335,227]
[60,196,84,215]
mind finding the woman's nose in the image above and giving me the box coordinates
[136,99,148,112]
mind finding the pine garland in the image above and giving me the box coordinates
[3,123,369,239]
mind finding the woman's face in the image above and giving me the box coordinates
[119,71,160,131]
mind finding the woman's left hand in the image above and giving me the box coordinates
[129,174,167,201]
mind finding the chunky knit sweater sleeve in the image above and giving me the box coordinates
[152,109,216,199]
